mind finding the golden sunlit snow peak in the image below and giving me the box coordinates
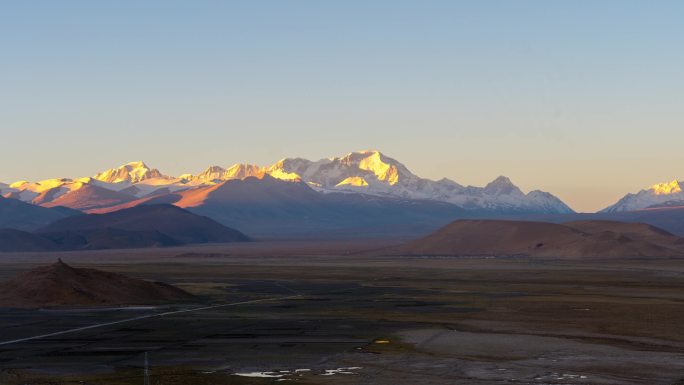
[268,169,302,182]
[225,163,265,179]
[9,181,30,189]
[336,176,369,187]
[650,180,682,195]
[93,161,164,184]
[2,150,574,214]
[357,151,400,185]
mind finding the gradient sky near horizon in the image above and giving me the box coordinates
[1,1,683,212]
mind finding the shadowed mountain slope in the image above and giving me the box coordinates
[0,204,248,252]
[84,176,469,239]
[43,228,184,250]
[0,228,182,252]
[0,229,59,252]
[39,204,249,244]
[40,184,137,211]
[0,196,81,231]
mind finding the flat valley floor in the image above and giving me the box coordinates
[1,241,684,385]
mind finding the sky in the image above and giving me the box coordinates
[1,1,683,212]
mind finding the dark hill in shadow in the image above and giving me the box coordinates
[0,196,81,231]
[397,219,684,258]
[0,259,195,308]
[0,204,249,252]
[38,204,249,244]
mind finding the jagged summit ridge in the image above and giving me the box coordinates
[263,152,572,214]
[186,164,264,185]
[93,161,167,184]
[2,150,574,214]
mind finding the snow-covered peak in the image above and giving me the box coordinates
[127,160,147,168]
[268,150,418,188]
[602,178,684,212]
[354,151,406,185]
[226,163,264,180]
[437,178,463,188]
[525,190,574,214]
[339,151,414,184]
[4,177,130,205]
[9,181,30,190]
[266,158,314,181]
[93,161,166,184]
[650,180,682,195]
[184,164,266,185]
[261,151,572,214]
[268,168,302,182]
[483,176,523,196]
[192,165,227,184]
[336,176,369,187]
[8,178,73,193]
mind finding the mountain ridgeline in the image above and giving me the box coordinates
[1,151,574,216]
[0,151,578,239]
[2,150,684,241]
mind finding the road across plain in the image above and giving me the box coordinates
[0,294,302,347]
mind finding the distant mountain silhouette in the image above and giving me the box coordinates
[0,204,249,252]
[0,229,60,252]
[39,204,249,244]
[42,228,184,250]
[0,196,80,231]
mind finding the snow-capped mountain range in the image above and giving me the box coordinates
[0,151,574,214]
[602,180,684,212]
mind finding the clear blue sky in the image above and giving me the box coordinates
[1,1,682,212]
